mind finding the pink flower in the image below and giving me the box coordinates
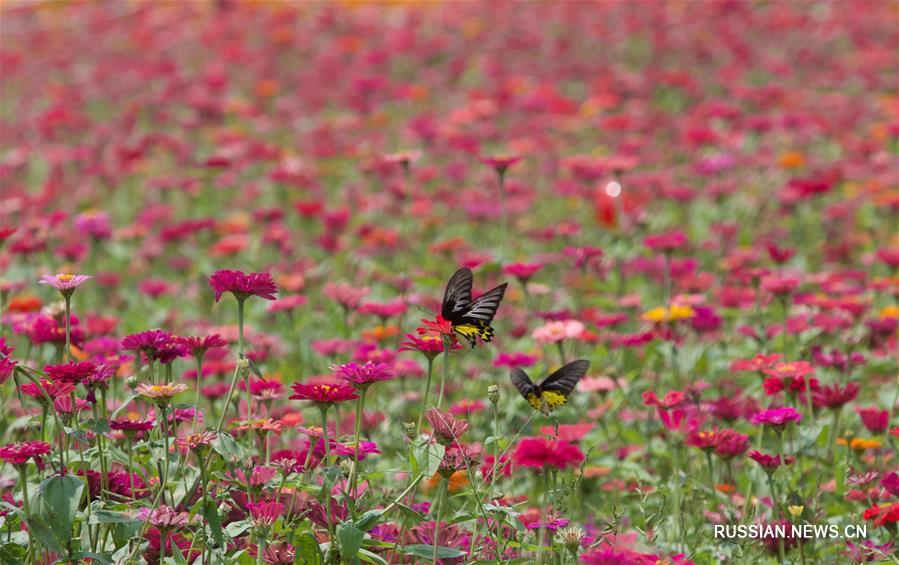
[38,273,92,298]
[479,154,522,175]
[209,269,278,302]
[425,408,469,445]
[0,337,16,385]
[761,275,801,296]
[174,335,228,359]
[644,231,687,252]
[247,500,284,529]
[857,407,889,433]
[0,441,52,469]
[751,407,803,427]
[333,361,393,388]
[290,382,358,407]
[532,320,585,344]
[503,262,543,282]
[512,437,584,470]
[44,361,97,384]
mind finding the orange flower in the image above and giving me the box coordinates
[778,151,806,169]
[7,295,42,313]
[427,470,469,493]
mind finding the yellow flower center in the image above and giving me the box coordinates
[58,274,75,282]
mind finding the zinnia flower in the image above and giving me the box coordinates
[136,383,189,405]
[290,382,358,407]
[0,441,52,469]
[532,320,585,344]
[425,408,469,446]
[209,269,278,303]
[751,407,802,428]
[333,361,393,389]
[512,437,584,470]
[38,273,92,298]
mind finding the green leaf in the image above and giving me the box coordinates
[224,519,252,538]
[410,441,444,478]
[336,522,365,562]
[403,544,465,559]
[203,498,225,547]
[247,358,264,378]
[63,552,112,565]
[357,548,388,565]
[211,432,246,463]
[294,531,324,565]
[36,474,85,552]
[89,509,141,525]
[356,509,384,532]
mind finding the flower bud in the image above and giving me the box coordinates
[404,422,417,440]
[237,357,250,370]
[487,385,499,405]
[559,526,584,554]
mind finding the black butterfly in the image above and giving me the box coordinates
[441,267,508,347]
[511,360,590,414]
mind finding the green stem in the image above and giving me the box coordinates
[537,469,549,564]
[18,467,32,557]
[349,388,367,506]
[499,172,507,262]
[193,356,203,432]
[416,357,435,436]
[432,476,448,565]
[64,296,71,363]
[437,342,450,409]
[320,407,335,543]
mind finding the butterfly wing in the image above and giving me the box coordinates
[535,359,590,411]
[453,282,508,344]
[511,368,543,411]
[441,268,473,322]
[458,283,508,323]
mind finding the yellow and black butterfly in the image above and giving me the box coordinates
[442,267,508,347]
[511,360,590,414]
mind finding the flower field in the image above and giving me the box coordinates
[1,1,898,564]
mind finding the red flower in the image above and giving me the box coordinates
[512,437,584,470]
[812,382,859,409]
[290,382,358,407]
[0,441,52,469]
[644,231,688,252]
[44,361,97,385]
[479,154,522,175]
[857,407,889,433]
[749,450,793,471]
[209,269,278,303]
[864,503,899,527]
[175,335,228,359]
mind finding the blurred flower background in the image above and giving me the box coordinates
[0,1,897,564]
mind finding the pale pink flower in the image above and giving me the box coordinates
[532,320,585,345]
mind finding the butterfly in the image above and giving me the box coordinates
[510,360,590,414]
[441,267,508,347]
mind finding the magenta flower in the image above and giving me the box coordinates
[209,269,278,303]
[0,441,52,469]
[333,361,393,389]
[121,329,174,358]
[857,407,889,433]
[751,407,803,428]
[0,337,15,386]
[290,382,358,407]
[502,262,543,283]
[175,335,228,359]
